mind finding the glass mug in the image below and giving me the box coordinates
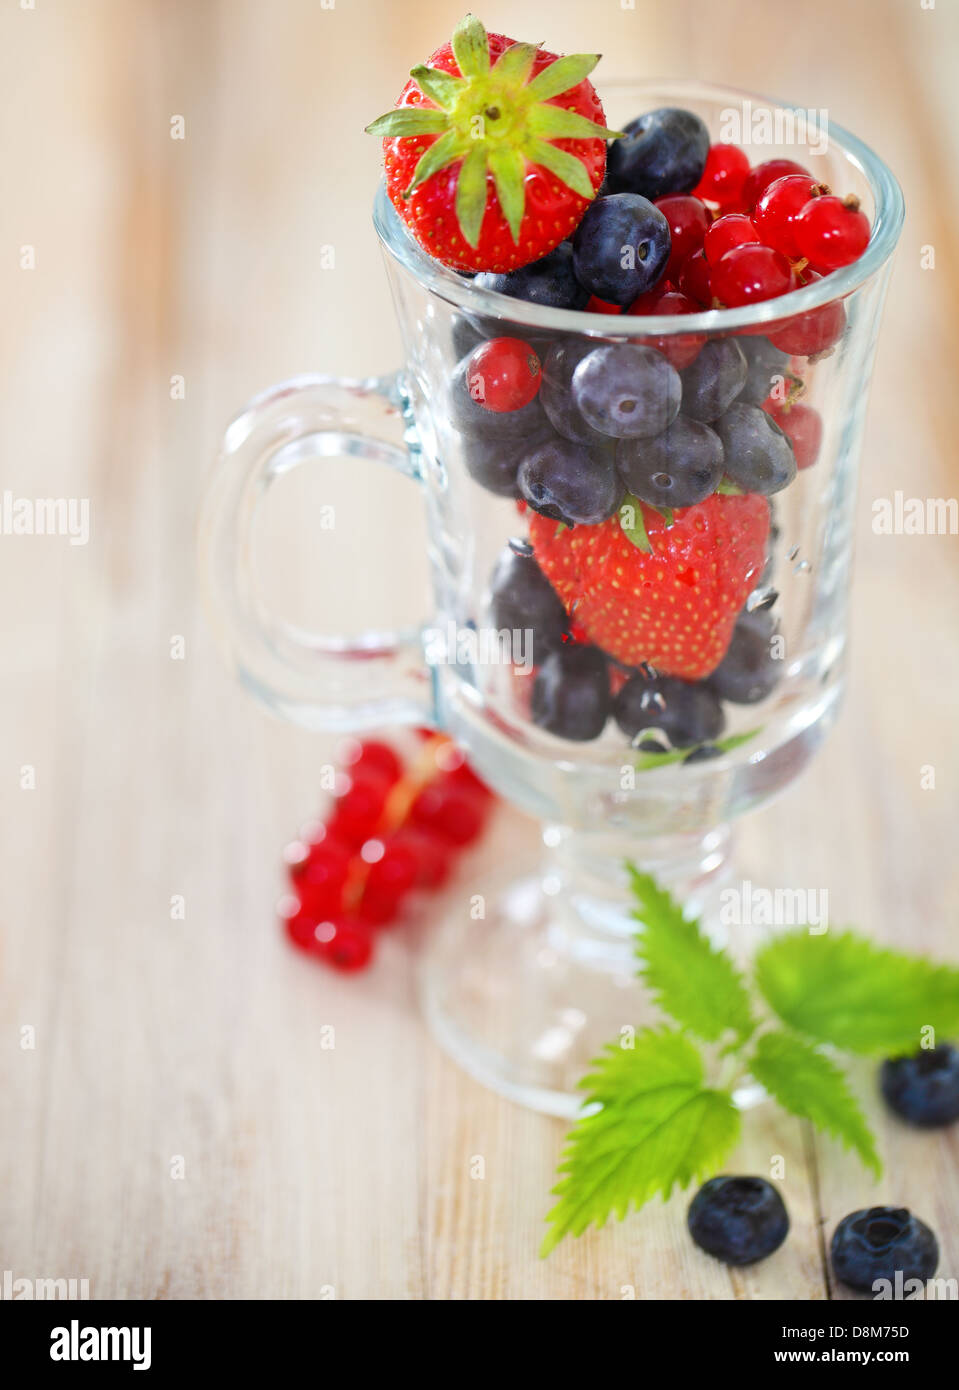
[200,81,903,1115]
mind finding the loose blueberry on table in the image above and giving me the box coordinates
[830,1207,939,1293]
[687,1176,790,1266]
[368,14,871,754]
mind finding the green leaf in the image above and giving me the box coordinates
[405,128,464,196]
[409,64,464,111]
[488,147,525,242]
[716,476,745,496]
[628,867,755,1045]
[451,13,490,78]
[633,728,761,771]
[365,108,451,139]
[619,494,651,552]
[755,929,959,1054]
[455,145,489,248]
[750,1031,881,1176]
[528,138,594,200]
[542,1028,739,1254]
[491,40,540,86]
[526,52,600,102]
[527,104,623,142]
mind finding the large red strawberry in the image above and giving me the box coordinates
[365,14,619,273]
[529,494,770,680]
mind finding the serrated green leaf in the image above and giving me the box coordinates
[365,107,451,139]
[527,104,623,142]
[619,494,651,552]
[491,40,540,85]
[528,138,594,200]
[455,144,489,248]
[628,868,756,1045]
[526,52,600,102]
[633,728,761,772]
[542,1028,739,1254]
[451,13,490,78]
[750,1031,881,1176]
[488,146,525,242]
[405,128,464,195]
[409,64,464,111]
[755,930,959,1054]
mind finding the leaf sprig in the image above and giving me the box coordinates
[542,869,959,1253]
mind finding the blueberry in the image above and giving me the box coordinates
[474,243,590,311]
[519,438,623,526]
[572,344,681,439]
[449,354,549,440]
[460,432,540,497]
[450,315,487,361]
[489,543,570,664]
[706,609,781,704]
[616,416,724,509]
[684,743,723,763]
[606,107,710,201]
[738,336,791,405]
[880,1044,959,1127]
[572,194,671,306]
[540,339,611,446]
[531,644,611,741]
[831,1207,938,1293]
[680,339,747,423]
[687,1177,789,1266]
[715,403,797,496]
[614,673,725,749]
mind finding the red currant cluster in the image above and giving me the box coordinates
[278,734,494,972]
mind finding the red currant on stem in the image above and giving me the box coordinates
[337,737,403,786]
[693,143,750,210]
[313,918,374,972]
[741,158,810,213]
[704,214,760,267]
[410,775,486,847]
[466,337,541,413]
[390,827,452,889]
[794,193,870,272]
[753,175,825,259]
[653,194,709,280]
[711,244,795,307]
[278,893,322,952]
[328,767,392,845]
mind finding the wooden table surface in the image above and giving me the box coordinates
[1,0,957,1300]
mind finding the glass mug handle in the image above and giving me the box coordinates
[199,372,436,732]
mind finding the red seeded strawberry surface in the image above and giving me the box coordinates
[529,495,770,680]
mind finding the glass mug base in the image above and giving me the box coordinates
[420,825,766,1118]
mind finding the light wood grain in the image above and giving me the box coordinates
[0,0,957,1300]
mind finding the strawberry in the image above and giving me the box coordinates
[365,14,620,273]
[529,493,770,680]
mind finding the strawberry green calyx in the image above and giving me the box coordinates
[365,14,622,247]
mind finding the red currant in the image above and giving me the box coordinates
[741,158,810,213]
[626,289,704,369]
[767,270,845,356]
[585,295,623,315]
[794,194,870,273]
[390,827,452,889]
[466,337,541,412]
[278,894,322,952]
[337,737,403,785]
[711,245,795,307]
[293,835,351,915]
[762,399,822,469]
[361,836,419,899]
[677,248,712,306]
[328,767,391,844]
[411,777,486,847]
[313,918,374,972]
[693,143,750,210]
[654,194,710,280]
[753,175,822,258]
[704,214,760,267]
